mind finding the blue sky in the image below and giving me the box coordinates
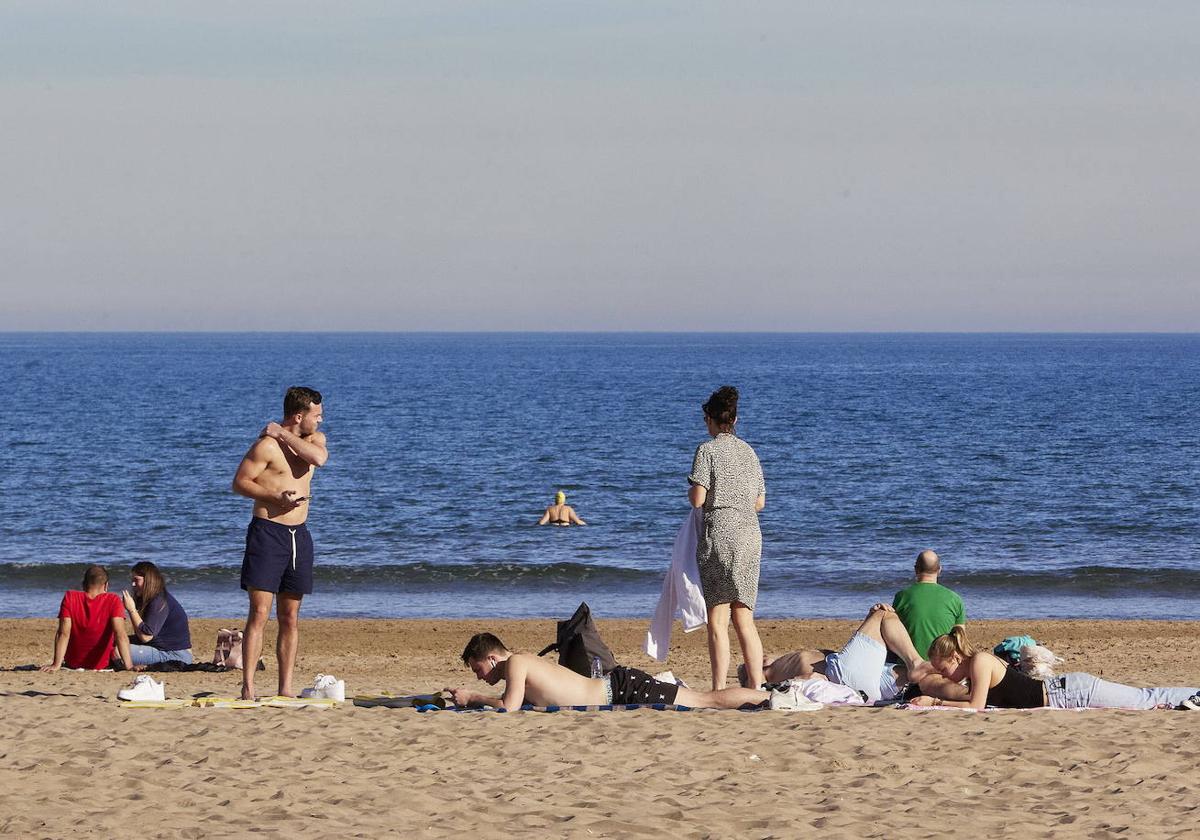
[2,2,1198,330]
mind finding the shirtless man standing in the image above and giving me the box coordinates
[447,633,811,711]
[232,386,328,699]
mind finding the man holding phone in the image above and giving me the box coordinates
[232,386,328,700]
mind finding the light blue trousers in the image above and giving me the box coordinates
[1046,672,1196,709]
[127,644,193,667]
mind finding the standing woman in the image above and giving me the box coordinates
[121,561,194,667]
[688,385,767,690]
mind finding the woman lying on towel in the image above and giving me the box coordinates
[913,626,1200,710]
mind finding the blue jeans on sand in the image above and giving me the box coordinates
[127,644,193,667]
[1046,672,1196,709]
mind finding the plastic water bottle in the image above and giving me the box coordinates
[589,655,603,678]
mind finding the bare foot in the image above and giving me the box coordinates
[907,661,935,683]
[240,686,255,701]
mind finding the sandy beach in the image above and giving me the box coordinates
[3,617,1199,839]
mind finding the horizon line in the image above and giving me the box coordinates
[2,329,1199,336]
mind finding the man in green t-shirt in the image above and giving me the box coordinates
[891,550,966,658]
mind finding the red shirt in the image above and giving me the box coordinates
[58,590,125,670]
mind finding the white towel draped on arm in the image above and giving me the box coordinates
[643,508,707,661]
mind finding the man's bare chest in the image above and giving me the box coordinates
[264,446,313,481]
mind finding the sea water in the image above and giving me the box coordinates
[1,332,1197,620]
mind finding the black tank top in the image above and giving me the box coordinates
[985,666,1046,708]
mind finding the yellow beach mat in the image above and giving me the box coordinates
[118,698,191,710]
[192,696,267,709]
[262,696,339,709]
[193,695,339,709]
[121,696,340,710]
[353,692,448,709]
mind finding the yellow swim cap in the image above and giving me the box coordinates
[555,491,566,504]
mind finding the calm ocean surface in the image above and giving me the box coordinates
[1,333,1197,621]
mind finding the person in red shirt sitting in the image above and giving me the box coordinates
[41,564,133,671]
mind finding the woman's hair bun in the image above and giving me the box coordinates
[702,385,739,428]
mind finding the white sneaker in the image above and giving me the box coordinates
[117,675,165,702]
[769,681,823,711]
[299,673,345,702]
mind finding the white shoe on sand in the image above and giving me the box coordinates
[118,675,165,702]
[300,674,345,702]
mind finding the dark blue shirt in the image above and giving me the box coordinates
[137,591,191,652]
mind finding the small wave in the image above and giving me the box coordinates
[759,564,1200,598]
[0,560,661,589]
[8,560,1200,598]
[936,565,1200,596]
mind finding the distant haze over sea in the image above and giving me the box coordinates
[2,333,1197,620]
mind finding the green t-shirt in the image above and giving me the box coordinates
[892,582,966,658]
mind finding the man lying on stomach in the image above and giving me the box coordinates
[448,633,807,711]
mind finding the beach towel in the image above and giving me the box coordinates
[117,698,192,710]
[136,661,245,673]
[199,695,339,709]
[353,693,449,709]
[189,697,264,709]
[120,696,340,710]
[420,703,701,713]
[644,508,707,661]
[896,704,1094,712]
[423,701,825,713]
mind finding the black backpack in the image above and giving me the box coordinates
[537,602,618,677]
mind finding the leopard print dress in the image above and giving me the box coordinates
[688,433,766,610]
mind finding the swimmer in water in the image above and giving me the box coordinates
[537,491,587,526]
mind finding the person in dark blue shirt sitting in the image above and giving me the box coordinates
[120,561,193,667]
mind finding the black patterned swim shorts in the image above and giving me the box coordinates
[606,666,679,705]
